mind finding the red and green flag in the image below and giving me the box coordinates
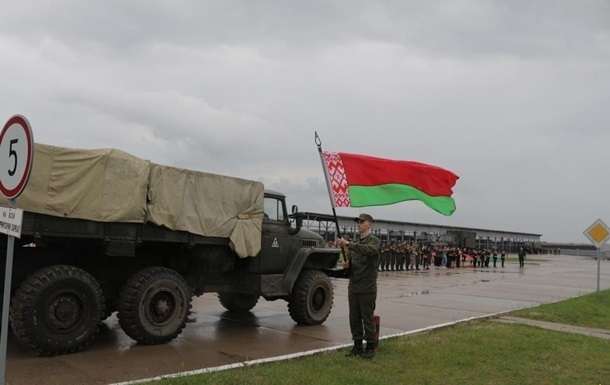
[321,151,459,216]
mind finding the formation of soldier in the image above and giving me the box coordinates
[379,241,421,271]
[468,248,507,268]
[378,241,509,271]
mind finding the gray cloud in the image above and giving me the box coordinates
[1,0,609,242]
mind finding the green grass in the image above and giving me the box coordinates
[147,290,610,385]
[512,289,610,330]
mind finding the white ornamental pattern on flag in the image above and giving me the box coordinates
[323,152,350,207]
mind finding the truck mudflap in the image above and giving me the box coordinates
[260,247,340,299]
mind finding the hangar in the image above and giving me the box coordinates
[300,211,542,253]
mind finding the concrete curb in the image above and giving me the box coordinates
[493,316,610,340]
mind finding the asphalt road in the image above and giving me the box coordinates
[3,254,609,385]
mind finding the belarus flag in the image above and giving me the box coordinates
[321,152,459,216]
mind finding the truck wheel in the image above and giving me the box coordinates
[288,270,333,325]
[218,292,259,312]
[117,267,191,345]
[9,265,105,356]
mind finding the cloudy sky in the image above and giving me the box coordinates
[1,1,609,243]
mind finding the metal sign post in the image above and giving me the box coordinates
[0,200,17,385]
[0,115,34,385]
[597,248,601,293]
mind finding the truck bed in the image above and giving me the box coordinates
[0,143,265,258]
[19,212,231,257]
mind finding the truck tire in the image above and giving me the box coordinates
[288,270,333,325]
[9,265,105,356]
[218,292,259,312]
[117,267,191,345]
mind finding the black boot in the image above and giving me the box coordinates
[345,340,363,357]
[362,341,376,359]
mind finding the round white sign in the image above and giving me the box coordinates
[0,115,34,199]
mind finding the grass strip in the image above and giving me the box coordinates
[512,289,610,330]
[147,289,610,385]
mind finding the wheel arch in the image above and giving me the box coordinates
[284,248,340,293]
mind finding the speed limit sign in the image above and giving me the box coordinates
[0,115,34,199]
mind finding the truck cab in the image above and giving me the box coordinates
[240,189,340,287]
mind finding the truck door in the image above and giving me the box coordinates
[260,196,292,273]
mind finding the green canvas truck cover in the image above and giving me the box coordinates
[1,143,264,258]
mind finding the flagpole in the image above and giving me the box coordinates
[315,132,349,266]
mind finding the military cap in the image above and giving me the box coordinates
[354,213,374,223]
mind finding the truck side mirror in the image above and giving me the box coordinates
[289,210,304,235]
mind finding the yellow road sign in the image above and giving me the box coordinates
[583,219,610,248]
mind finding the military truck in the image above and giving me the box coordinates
[0,144,340,356]
[447,230,476,249]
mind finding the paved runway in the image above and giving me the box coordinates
[4,255,609,385]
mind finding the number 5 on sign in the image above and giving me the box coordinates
[0,115,34,199]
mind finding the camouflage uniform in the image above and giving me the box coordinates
[404,243,412,270]
[346,232,381,352]
[395,242,404,271]
[379,241,388,271]
[399,242,407,270]
[413,244,422,270]
[387,242,397,271]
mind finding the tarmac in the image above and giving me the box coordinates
[3,254,610,385]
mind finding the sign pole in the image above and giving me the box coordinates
[0,114,34,385]
[0,200,16,385]
[596,248,601,293]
